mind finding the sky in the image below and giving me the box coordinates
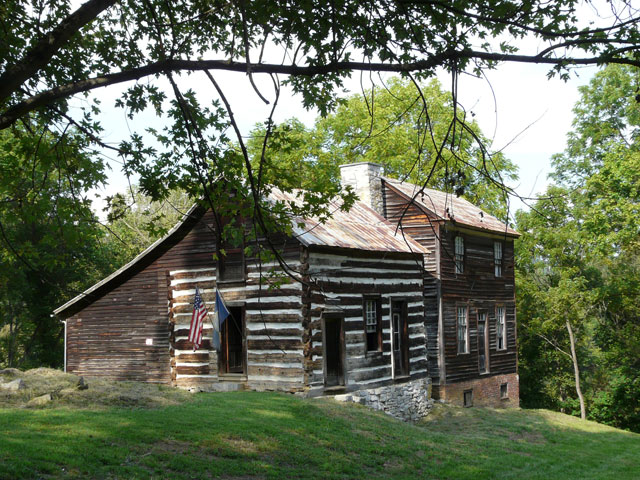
[85,58,598,220]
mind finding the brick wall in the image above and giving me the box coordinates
[437,373,519,407]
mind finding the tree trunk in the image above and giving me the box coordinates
[566,319,586,420]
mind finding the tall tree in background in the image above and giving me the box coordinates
[0,127,114,368]
[516,64,640,431]
[248,78,518,220]
[106,187,194,264]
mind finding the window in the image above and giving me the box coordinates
[364,297,382,352]
[477,311,488,374]
[494,241,503,277]
[500,383,509,399]
[457,305,468,354]
[455,236,464,274]
[496,306,506,350]
[463,389,473,407]
[217,219,245,283]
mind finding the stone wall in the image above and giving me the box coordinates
[437,373,519,407]
[334,378,433,422]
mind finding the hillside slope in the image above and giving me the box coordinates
[0,370,638,479]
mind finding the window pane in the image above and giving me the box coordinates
[457,306,467,353]
[365,300,377,332]
[364,299,379,351]
[497,307,506,350]
[494,241,502,277]
[455,236,464,274]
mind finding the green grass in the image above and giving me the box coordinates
[1,391,638,479]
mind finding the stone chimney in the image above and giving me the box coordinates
[339,162,384,216]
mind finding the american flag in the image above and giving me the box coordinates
[188,287,209,351]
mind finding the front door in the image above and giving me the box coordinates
[391,300,409,377]
[220,306,245,374]
[324,316,345,387]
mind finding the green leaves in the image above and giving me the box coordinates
[0,125,112,368]
[516,64,640,431]
[249,77,517,221]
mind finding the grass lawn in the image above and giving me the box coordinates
[1,390,638,479]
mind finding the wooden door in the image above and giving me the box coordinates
[324,316,345,387]
[220,306,245,374]
[392,300,410,377]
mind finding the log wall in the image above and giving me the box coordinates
[305,250,428,393]
[65,210,306,391]
[65,210,218,382]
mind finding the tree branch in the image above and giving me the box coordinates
[3,48,640,130]
[0,0,118,103]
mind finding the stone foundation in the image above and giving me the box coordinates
[334,378,433,422]
[436,373,519,407]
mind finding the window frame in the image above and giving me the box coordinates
[456,304,469,354]
[363,296,383,354]
[494,241,503,277]
[477,310,489,374]
[216,218,246,284]
[496,305,507,351]
[463,389,473,408]
[500,383,509,400]
[454,235,465,274]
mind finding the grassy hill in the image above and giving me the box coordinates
[0,369,638,479]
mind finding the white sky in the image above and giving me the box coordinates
[87,60,596,220]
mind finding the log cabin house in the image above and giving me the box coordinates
[340,162,520,407]
[54,189,430,395]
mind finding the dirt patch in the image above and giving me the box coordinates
[0,368,193,409]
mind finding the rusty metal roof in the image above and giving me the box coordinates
[270,189,428,254]
[383,177,519,237]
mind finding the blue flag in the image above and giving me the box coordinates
[212,289,230,351]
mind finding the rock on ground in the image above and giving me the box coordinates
[0,379,25,391]
[27,393,52,407]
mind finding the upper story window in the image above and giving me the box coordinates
[494,241,503,277]
[217,219,245,283]
[454,235,464,274]
[218,246,245,282]
[496,306,506,350]
[457,305,469,354]
[364,297,382,352]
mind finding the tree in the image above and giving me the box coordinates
[0,126,115,368]
[516,64,640,431]
[248,78,517,220]
[1,0,640,232]
[106,186,194,264]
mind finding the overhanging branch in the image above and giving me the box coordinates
[2,48,639,130]
[0,0,118,103]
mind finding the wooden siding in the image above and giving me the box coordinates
[305,250,428,391]
[382,184,518,387]
[65,267,170,382]
[439,227,517,384]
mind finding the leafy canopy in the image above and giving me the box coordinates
[516,64,640,431]
[1,0,639,226]
[247,78,517,220]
